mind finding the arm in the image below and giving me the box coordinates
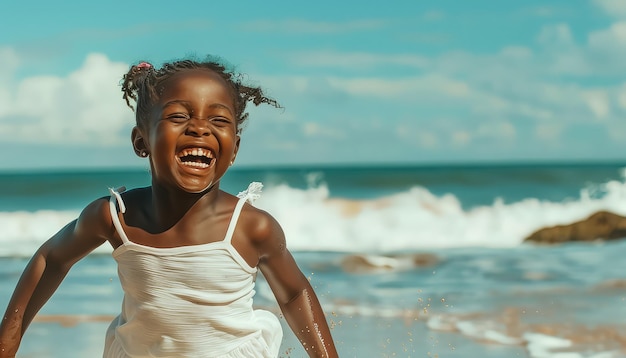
[255,213,338,358]
[0,199,111,357]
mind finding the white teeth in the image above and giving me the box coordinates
[177,147,214,169]
[180,161,210,168]
[177,148,214,159]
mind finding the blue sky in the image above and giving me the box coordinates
[1,0,626,170]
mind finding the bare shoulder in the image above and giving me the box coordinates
[239,202,286,252]
[72,187,148,241]
[42,195,115,267]
[62,188,147,253]
[73,195,115,241]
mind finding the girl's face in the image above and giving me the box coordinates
[135,69,240,193]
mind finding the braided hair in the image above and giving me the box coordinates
[120,56,280,133]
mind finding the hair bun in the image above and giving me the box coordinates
[136,62,152,69]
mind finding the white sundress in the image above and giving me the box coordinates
[103,183,282,358]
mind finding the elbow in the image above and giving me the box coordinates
[44,254,73,276]
[283,288,306,306]
[280,287,315,310]
[34,247,72,278]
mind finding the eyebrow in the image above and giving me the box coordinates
[162,100,234,116]
[208,103,234,116]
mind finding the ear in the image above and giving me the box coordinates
[230,135,240,166]
[131,126,149,158]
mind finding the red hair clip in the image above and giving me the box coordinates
[136,62,152,69]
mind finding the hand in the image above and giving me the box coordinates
[0,344,17,358]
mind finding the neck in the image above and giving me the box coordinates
[149,181,220,231]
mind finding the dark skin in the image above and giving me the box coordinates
[0,69,338,358]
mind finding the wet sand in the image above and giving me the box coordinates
[21,313,528,358]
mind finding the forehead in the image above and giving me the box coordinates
[157,69,235,107]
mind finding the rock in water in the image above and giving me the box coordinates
[524,211,626,244]
[340,253,439,273]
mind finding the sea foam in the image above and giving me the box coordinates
[1,177,626,257]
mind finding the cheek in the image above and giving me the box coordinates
[146,128,177,165]
[221,133,239,153]
[149,122,173,145]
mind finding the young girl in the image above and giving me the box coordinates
[0,57,338,358]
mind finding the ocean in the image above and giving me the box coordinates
[1,163,625,357]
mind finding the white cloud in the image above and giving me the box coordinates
[301,122,345,139]
[582,90,611,120]
[617,84,626,110]
[0,52,132,145]
[538,23,575,47]
[535,123,564,141]
[258,58,623,152]
[531,6,559,17]
[0,47,19,82]
[593,0,626,18]
[534,22,626,75]
[437,121,517,147]
[266,17,626,153]
[395,124,439,148]
[607,121,626,140]
[203,15,626,162]
[262,140,298,151]
[416,131,438,148]
[289,51,430,69]
[6,16,617,165]
[499,46,533,60]
[452,131,471,146]
[0,48,20,117]
[476,121,517,140]
[326,75,470,99]
[293,22,625,79]
[588,21,626,58]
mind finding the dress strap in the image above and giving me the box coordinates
[108,187,130,244]
[223,182,263,244]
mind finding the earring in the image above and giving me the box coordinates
[140,150,148,157]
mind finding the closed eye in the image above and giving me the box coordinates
[211,117,232,124]
[166,113,190,122]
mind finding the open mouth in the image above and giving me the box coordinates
[176,148,214,169]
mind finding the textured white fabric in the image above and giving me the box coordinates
[104,183,282,358]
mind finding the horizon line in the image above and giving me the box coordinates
[2,159,626,175]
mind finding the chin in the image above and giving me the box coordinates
[181,181,215,194]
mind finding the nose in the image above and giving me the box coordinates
[185,117,211,137]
